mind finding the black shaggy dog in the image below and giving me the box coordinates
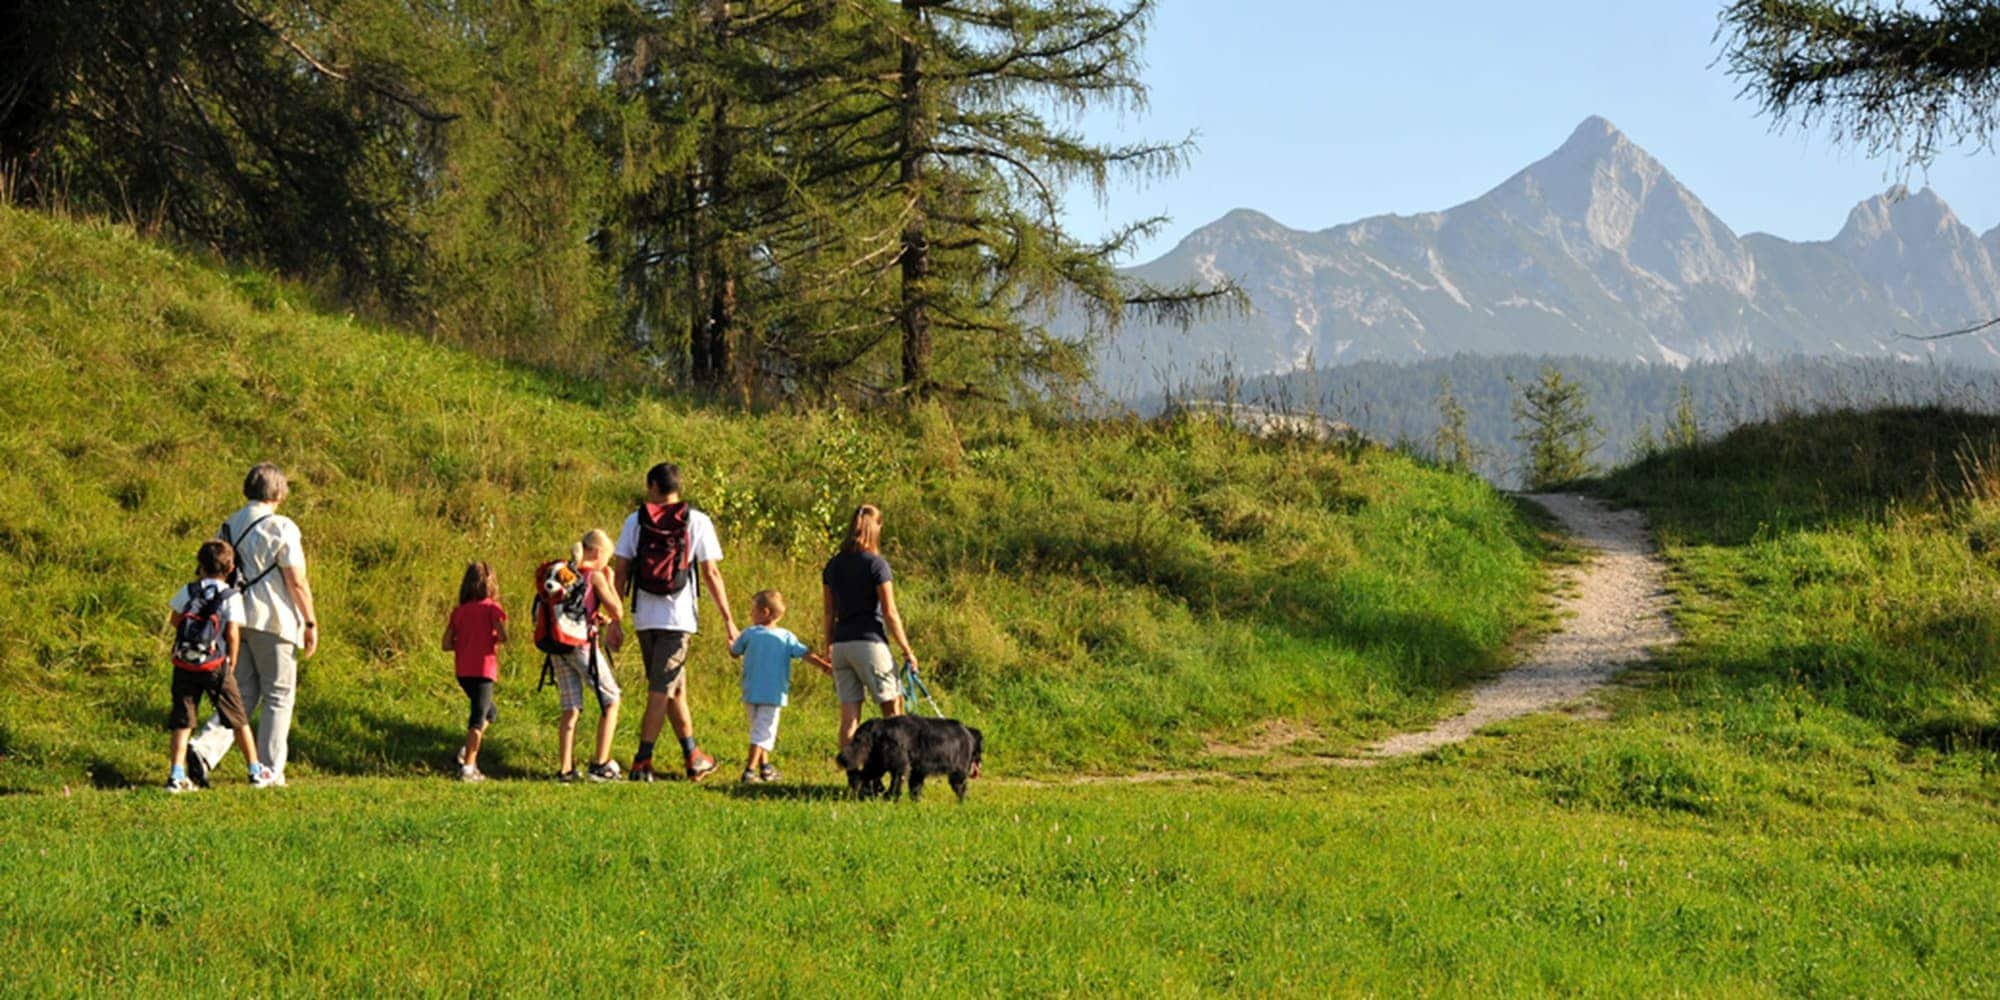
[837,716,983,802]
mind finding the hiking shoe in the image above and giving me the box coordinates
[587,760,622,783]
[250,764,280,789]
[556,769,581,784]
[758,763,781,783]
[739,768,762,784]
[165,776,197,794]
[460,765,485,783]
[628,759,658,783]
[186,753,211,789]
[684,749,717,782]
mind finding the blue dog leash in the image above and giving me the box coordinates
[902,657,946,717]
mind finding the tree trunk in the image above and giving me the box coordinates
[684,166,709,381]
[702,0,737,389]
[896,0,931,395]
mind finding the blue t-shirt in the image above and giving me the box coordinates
[731,625,811,706]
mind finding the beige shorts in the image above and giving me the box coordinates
[638,630,690,698]
[831,641,901,705]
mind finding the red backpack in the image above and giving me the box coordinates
[633,503,694,596]
[531,560,594,656]
[170,583,237,672]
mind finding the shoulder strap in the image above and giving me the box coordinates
[227,514,281,591]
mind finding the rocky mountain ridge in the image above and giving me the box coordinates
[1096,116,2000,396]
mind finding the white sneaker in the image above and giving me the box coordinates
[165,776,197,794]
[251,765,284,789]
[460,764,485,783]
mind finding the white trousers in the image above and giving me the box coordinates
[189,628,298,774]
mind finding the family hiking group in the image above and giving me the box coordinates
[164,461,922,792]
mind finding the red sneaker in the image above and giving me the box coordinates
[684,748,717,782]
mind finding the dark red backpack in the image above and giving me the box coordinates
[170,583,237,672]
[633,503,694,596]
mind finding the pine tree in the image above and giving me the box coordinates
[1665,383,1700,450]
[1512,365,1601,490]
[853,0,1234,397]
[1433,376,1478,472]
[1629,419,1660,463]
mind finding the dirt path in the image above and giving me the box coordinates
[1007,494,1674,787]
[1353,493,1674,761]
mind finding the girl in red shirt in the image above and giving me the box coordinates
[442,562,508,781]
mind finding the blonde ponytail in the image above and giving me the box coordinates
[573,528,613,566]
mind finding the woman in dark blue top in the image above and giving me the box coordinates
[822,504,918,752]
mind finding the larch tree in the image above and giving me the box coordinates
[1721,1,2000,341]
[858,0,1235,398]
[1513,365,1602,490]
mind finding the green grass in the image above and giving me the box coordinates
[5,745,1997,996]
[9,209,2000,994]
[1598,406,2000,759]
[0,205,1550,789]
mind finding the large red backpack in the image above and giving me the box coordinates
[531,560,593,656]
[170,583,237,672]
[633,503,694,596]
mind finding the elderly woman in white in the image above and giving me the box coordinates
[187,463,320,787]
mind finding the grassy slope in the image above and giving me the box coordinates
[0,206,1548,788]
[1598,406,2000,760]
[7,211,2000,994]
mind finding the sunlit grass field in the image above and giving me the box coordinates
[7,209,2000,994]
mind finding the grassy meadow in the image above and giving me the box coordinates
[0,204,1550,789]
[6,209,2000,994]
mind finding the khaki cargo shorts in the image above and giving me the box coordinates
[830,640,901,705]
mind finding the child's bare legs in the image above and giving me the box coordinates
[557,708,580,773]
[231,724,263,770]
[463,725,485,769]
[170,728,192,772]
[746,743,767,772]
[592,702,619,767]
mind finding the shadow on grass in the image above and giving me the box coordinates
[1598,406,2000,547]
[720,782,852,802]
[294,702,531,780]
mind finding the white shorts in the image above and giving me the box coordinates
[746,703,782,751]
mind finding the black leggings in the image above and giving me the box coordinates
[459,677,497,732]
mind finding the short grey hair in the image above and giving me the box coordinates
[243,463,290,503]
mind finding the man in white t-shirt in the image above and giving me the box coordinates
[187,463,321,787]
[611,462,739,782]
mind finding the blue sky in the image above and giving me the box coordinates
[1062,1,1999,262]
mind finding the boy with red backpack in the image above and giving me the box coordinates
[165,540,277,792]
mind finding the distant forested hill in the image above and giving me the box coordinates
[1189,355,2000,486]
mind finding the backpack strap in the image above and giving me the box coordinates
[225,514,283,592]
[194,583,237,619]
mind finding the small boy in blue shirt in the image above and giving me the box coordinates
[728,589,831,783]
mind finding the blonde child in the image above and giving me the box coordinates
[548,530,625,782]
[727,589,831,783]
[442,561,507,782]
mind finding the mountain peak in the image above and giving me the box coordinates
[1560,115,1626,153]
[1839,185,1963,245]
